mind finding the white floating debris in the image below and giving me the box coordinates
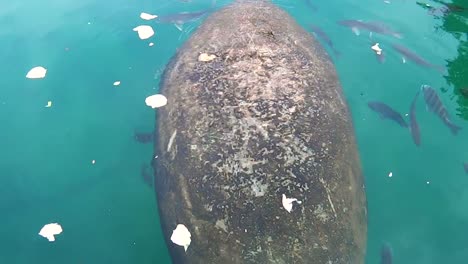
[384,0,391,4]
[87,22,91,25]
[170,224,191,252]
[426,181,430,185]
[149,42,154,47]
[145,94,168,108]
[140,12,158,20]
[388,172,393,177]
[371,43,382,55]
[38,223,63,242]
[402,57,406,63]
[133,25,155,40]
[198,53,216,62]
[282,194,302,213]
[45,101,52,108]
[113,81,121,86]
[91,160,96,164]
[26,66,47,79]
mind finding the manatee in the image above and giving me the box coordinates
[152,1,367,263]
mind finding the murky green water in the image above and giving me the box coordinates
[0,0,467,263]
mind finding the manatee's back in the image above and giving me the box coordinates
[154,1,367,263]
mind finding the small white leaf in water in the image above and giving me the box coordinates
[388,172,393,177]
[171,224,191,252]
[26,66,47,79]
[282,194,301,213]
[133,25,155,40]
[38,223,63,242]
[45,101,52,108]
[371,43,382,55]
[149,42,154,47]
[113,81,121,86]
[140,12,158,20]
[145,94,167,108]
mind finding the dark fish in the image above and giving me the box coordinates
[304,0,318,11]
[421,85,462,135]
[338,20,402,39]
[141,164,154,188]
[368,101,408,127]
[134,131,154,143]
[309,25,340,57]
[409,91,421,146]
[391,43,445,73]
[464,162,468,174]
[381,243,393,264]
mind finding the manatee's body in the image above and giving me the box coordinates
[153,1,367,263]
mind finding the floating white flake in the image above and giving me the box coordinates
[145,94,167,108]
[371,43,382,55]
[170,224,191,252]
[388,172,393,177]
[113,81,121,86]
[45,101,52,108]
[149,42,154,47]
[133,25,155,40]
[140,12,158,20]
[38,223,63,242]
[282,194,302,213]
[26,66,47,79]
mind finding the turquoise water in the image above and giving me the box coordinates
[1,0,467,263]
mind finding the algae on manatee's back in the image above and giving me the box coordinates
[153,1,367,263]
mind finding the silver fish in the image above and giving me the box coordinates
[381,243,393,264]
[391,43,445,73]
[338,20,402,39]
[421,85,462,135]
[368,101,408,127]
[409,91,421,146]
[309,25,340,57]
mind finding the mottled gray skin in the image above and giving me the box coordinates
[153,1,367,263]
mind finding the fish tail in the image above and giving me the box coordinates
[333,49,341,58]
[435,65,446,74]
[449,123,462,135]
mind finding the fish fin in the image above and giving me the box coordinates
[393,32,403,39]
[435,65,446,74]
[174,23,183,31]
[352,27,360,36]
[450,123,462,135]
